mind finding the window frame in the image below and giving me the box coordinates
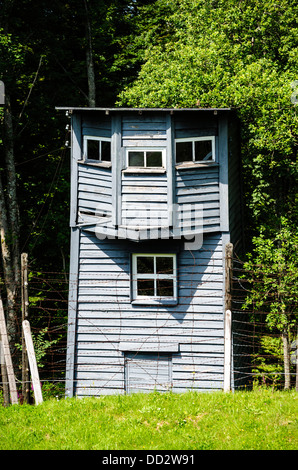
[131,253,177,304]
[83,135,112,165]
[126,147,166,170]
[175,136,216,166]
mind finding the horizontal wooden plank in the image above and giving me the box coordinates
[121,202,168,211]
[76,298,224,312]
[122,186,168,194]
[79,184,112,197]
[75,388,125,396]
[75,378,124,387]
[82,116,111,128]
[119,341,179,352]
[121,193,168,202]
[175,128,217,139]
[122,179,167,187]
[76,310,223,321]
[78,177,112,189]
[122,131,166,138]
[175,169,219,181]
[176,184,220,197]
[76,318,223,330]
[76,341,120,350]
[78,163,112,178]
[122,139,166,147]
[82,127,111,138]
[122,115,166,123]
[78,234,223,250]
[122,121,167,131]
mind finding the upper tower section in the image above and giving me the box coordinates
[57,107,241,243]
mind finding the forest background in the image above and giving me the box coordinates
[0,0,297,396]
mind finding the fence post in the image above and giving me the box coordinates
[21,253,30,403]
[224,243,233,392]
[22,320,43,405]
[0,297,18,404]
[224,309,232,392]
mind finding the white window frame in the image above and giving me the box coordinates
[131,253,177,302]
[83,135,111,163]
[126,147,166,169]
[175,136,216,165]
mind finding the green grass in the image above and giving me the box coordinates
[0,390,297,450]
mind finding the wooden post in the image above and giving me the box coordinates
[225,242,233,312]
[224,309,232,392]
[0,297,18,404]
[21,253,30,403]
[0,343,10,406]
[224,243,233,392]
[22,320,43,405]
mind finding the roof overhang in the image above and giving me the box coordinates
[56,106,233,114]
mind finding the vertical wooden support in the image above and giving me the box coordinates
[224,310,232,392]
[225,242,233,312]
[22,320,43,405]
[0,297,18,405]
[166,113,174,227]
[65,227,80,398]
[111,114,122,227]
[70,113,81,227]
[21,253,30,403]
[224,243,233,392]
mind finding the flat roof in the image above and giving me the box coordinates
[56,107,233,113]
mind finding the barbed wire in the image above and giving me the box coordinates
[0,250,297,400]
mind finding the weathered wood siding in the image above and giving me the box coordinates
[121,113,169,228]
[121,112,167,146]
[175,166,220,233]
[121,173,169,228]
[78,163,113,219]
[173,113,220,234]
[82,114,112,139]
[73,230,225,396]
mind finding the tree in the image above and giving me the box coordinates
[116,0,298,388]
[118,0,298,235]
[0,0,155,386]
[0,25,28,346]
[242,219,298,389]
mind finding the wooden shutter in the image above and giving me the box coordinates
[125,352,172,393]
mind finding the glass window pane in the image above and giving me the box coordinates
[157,279,174,297]
[146,151,163,167]
[137,279,154,296]
[87,139,100,160]
[129,151,145,167]
[156,256,173,274]
[137,256,154,274]
[176,141,192,163]
[194,140,213,161]
[101,141,111,161]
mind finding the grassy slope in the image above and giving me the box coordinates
[0,390,297,450]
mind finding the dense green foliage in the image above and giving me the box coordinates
[0,0,297,387]
[118,0,298,235]
[117,0,298,387]
[0,390,297,450]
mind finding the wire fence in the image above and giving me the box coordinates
[0,249,297,403]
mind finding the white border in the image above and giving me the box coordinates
[83,135,111,163]
[175,136,216,164]
[126,147,166,169]
[132,253,177,302]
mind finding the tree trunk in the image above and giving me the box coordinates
[84,0,96,107]
[282,327,291,390]
[0,92,20,352]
